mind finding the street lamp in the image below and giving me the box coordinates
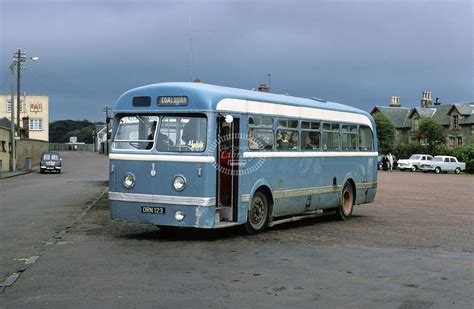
[9,49,39,172]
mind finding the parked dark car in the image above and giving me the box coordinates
[40,151,62,174]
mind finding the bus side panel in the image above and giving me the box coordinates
[239,154,377,220]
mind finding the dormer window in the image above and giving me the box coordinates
[412,117,419,131]
[453,115,459,129]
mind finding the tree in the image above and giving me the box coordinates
[418,118,445,153]
[373,112,395,154]
[49,120,97,143]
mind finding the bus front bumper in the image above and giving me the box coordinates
[109,193,216,228]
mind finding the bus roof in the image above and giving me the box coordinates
[114,82,371,119]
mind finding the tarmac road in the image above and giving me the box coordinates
[0,151,108,284]
[0,169,473,308]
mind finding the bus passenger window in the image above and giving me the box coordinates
[302,131,320,150]
[322,123,340,151]
[359,126,373,151]
[341,125,358,151]
[277,118,299,150]
[249,128,273,150]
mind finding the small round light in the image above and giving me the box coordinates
[172,175,186,192]
[175,210,185,221]
[123,173,135,189]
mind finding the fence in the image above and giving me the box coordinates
[49,143,94,152]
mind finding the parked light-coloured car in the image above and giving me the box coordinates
[420,156,465,174]
[397,154,433,172]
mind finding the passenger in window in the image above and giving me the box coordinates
[304,136,317,150]
[248,129,260,150]
[146,121,157,150]
[277,131,290,150]
[219,126,231,151]
[276,131,282,145]
[289,132,298,149]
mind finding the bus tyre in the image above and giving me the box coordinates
[337,182,354,221]
[244,191,269,235]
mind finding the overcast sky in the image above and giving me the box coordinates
[0,0,472,122]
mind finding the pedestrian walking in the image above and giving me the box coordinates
[387,153,394,171]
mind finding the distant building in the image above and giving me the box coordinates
[0,94,49,141]
[371,92,473,147]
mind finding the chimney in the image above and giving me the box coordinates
[389,96,401,107]
[434,97,441,106]
[258,84,269,92]
[22,116,29,139]
[421,91,432,108]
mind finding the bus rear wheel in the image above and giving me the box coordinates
[244,191,269,235]
[337,182,354,221]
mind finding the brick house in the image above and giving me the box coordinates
[371,92,473,147]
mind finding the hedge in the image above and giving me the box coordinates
[392,143,474,174]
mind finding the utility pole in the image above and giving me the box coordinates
[9,63,16,172]
[9,49,39,172]
[15,49,26,138]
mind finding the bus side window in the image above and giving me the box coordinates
[248,116,274,151]
[322,123,340,151]
[249,128,274,150]
[359,126,374,151]
[341,124,358,151]
[277,118,299,150]
[301,121,320,151]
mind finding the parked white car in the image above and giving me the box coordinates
[420,156,466,174]
[397,154,433,172]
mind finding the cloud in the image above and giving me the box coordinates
[0,0,471,121]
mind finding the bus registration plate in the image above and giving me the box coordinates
[141,206,166,214]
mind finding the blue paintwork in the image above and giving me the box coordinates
[110,82,378,229]
[114,82,372,117]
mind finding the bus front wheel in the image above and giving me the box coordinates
[244,191,269,235]
[337,182,354,221]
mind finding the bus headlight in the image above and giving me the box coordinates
[123,173,135,189]
[172,175,186,192]
[174,210,185,221]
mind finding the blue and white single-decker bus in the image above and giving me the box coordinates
[109,82,378,234]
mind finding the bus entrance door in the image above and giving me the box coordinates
[216,117,239,222]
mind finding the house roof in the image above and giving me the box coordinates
[447,103,474,116]
[370,106,411,128]
[0,117,11,129]
[430,104,452,126]
[408,108,437,119]
[371,101,474,128]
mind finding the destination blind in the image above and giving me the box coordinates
[157,96,188,106]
